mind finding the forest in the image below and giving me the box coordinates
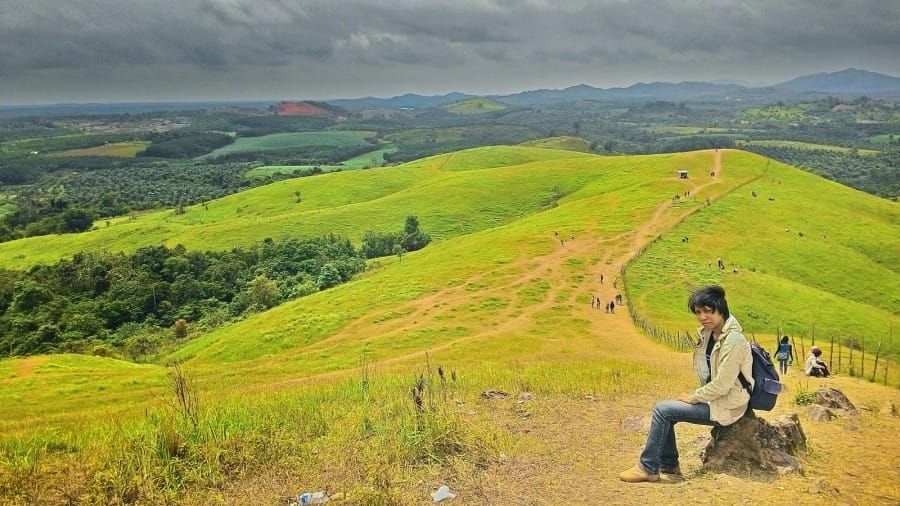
[0,216,430,360]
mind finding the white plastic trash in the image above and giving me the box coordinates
[430,484,456,503]
[298,490,329,504]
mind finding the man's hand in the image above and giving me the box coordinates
[677,393,696,404]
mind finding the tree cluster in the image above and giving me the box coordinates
[744,145,899,200]
[138,132,234,158]
[359,215,432,258]
[0,235,365,359]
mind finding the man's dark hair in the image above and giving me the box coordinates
[688,285,730,320]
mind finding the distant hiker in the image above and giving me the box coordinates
[616,293,622,305]
[706,197,710,205]
[775,336,794,375]
[609,301,615,314]
[805,346,830,377]
[717,258,725,270]
[591,295,596,308]
[600,273,604,284]
[619,285,752,483]
[612,277,618,289]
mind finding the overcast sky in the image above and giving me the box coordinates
[1,0,898,105]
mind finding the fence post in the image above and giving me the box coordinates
[861,333,866,380]
[872,337,883,383]
[848,340,854,377]
[838,339,842,375]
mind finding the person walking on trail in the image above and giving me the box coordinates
[775,336,794,375]
[805,346,831,377]
[619,285,752,483]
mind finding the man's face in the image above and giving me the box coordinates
[694,305,725,333]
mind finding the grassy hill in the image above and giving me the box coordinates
[1,147,898,504]
[443,98,507,114]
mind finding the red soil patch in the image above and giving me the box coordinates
[272,101,332,117]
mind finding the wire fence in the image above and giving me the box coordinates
[618,219,898,389]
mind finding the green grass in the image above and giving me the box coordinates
[624,157,899,356]
[202,131,375,159]
[869,133,900,145]
[519,136,593,153]
[245,144,398,178]
[443,98,507,114]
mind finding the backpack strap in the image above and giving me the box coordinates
[738,372,752,394]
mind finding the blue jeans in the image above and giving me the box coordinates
[778,358,789,374]
[639,400,717,474]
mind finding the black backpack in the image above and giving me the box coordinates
[738,342,784,411]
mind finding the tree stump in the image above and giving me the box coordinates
[701,411,806,476]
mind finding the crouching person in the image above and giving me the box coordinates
[619,285,753,482]
[805,346,830,377]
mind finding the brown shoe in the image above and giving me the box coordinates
[618,465,660,483]
[659,465,682,475]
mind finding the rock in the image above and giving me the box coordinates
[815,387,857,415]
[517,391,535,401]
[701,412,806,476]
[480,390,509,400]
[806,405,835,422]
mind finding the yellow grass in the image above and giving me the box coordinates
[50,141,150,157]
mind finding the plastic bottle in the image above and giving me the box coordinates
[298,491,329,504]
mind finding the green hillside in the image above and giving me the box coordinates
[625,159,899,349]
[520,136,594,153]
[443,98,507,114]
[1,147,898,503]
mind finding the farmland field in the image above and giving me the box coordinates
[740,139,880,155]
[644,126,733,134]
[245,144,398,178]
[202,130,376,158]
[50,141,150,157]
[869,133,900,144]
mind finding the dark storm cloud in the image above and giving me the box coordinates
[0,0,897,104]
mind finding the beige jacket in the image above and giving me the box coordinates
[690,315,753,426]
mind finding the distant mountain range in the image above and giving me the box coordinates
[776,68,900,94]
[329,68,900,110]
[3,69,899,117]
